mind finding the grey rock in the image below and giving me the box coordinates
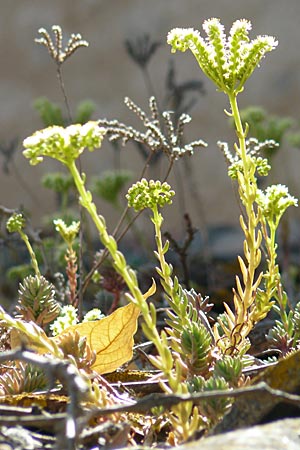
[177,418,300,450]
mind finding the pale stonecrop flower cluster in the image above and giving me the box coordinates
[167,18,277,95]
[23,122,106,166]
[256,184,298,228]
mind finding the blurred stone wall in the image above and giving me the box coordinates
[1,0,300,237]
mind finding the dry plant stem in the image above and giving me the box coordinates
[162,158,174,182]
[66,247,78,306]
[55,62,85,318]
[56,65,72,124]
[89,381,300,417]
[11,159,43,209]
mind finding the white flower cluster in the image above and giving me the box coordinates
[256,184,298,226]
[167,18,278,94]
[82,308,105,322]
[50,305,78,336]
[54,219,80,245]
[23,122,106,166]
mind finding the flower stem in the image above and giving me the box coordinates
[19,230,41,277]
[219,92,262,353]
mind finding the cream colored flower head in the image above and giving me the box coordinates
[167,18,277,95]
[23,122,106,166]
[256,184,298,226]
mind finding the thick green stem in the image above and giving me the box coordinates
[67,161,142,301]
[221,93,262,352]
[67,160,173,371]
[152,205,173,296]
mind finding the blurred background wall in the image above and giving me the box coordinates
[1,0,300,242]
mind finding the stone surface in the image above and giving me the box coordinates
[178,418,300,450]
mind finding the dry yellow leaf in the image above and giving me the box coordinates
[55,303,141,375]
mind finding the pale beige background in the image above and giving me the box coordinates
[1,0,300,237]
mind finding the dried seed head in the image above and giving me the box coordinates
[35,25,89,65]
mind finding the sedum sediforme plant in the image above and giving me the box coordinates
[22,121,241,441]
[18,18,298,442]
[168,18,297,355]
[127,179,242,440]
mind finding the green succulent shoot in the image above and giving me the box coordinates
[17,275,60,328]
[167,18,277,96]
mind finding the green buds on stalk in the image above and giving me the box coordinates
[167,18,277,95]
[6,213,25,234]
[6,213,41,277]
[126,178,175,212]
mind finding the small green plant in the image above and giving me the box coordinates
[34,97,97,127]
[90,170,132,209]
[17,18,297,442]
[168,18,297,356]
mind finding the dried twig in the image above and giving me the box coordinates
[89,381,300,418]
[0,348,88,450]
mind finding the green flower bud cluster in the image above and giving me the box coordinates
[6,213,25,233]
[167,18,277,95]
[126,178,175,211]
[228,155,271,179]
[54,218,80,246]
[23,122,106,166]
[256,184,298,226]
